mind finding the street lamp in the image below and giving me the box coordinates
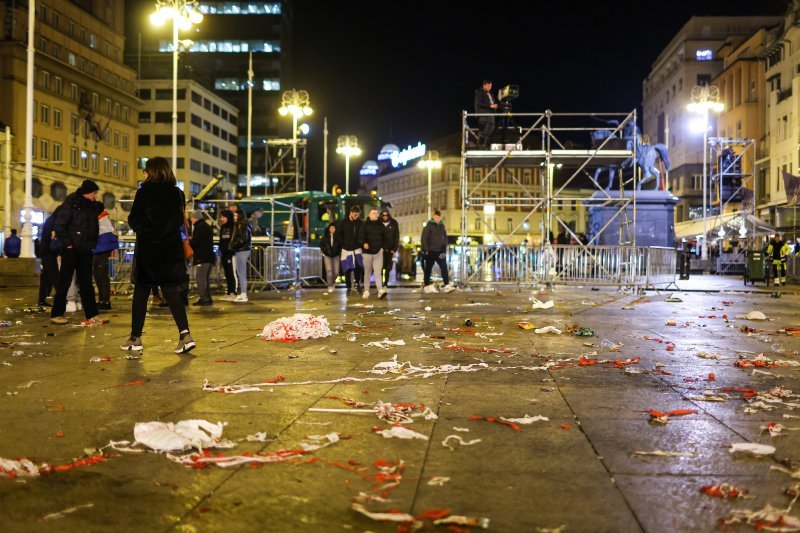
[687,84,724,261]
[418,150,441,221]
[278,89,312,158]
[150,0,203,171]
[336,135,361,195]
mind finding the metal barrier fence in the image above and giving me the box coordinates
[452,244,677,288]
[298,247,323,284]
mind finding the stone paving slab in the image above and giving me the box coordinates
[1,277,799,531]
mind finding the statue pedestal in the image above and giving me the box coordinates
[0,257,39,287]
[587,190,679,247]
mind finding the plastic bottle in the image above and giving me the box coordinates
[347,333,356,342]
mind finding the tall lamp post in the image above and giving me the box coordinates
[150,0,203,171]
[418,150,441,221]
[278,89,312,159]
[687,84,724,261]
[336,135,361,195]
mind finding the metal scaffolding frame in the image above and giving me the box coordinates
[265,138,307,193]
[707,137,756,235]
[458,109,640,286]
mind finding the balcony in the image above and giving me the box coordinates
[777,88,793,103]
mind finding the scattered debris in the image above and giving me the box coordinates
[442,435,482,451]
[259,314,332,341]
[39,503,94,522]
[728,443,776,456]
[700,483,748,499]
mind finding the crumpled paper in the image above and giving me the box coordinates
[362,339,406,349]
[534,326,562,335]
[374,426,428,440]
[133,420,235,452]
[259,314,332,341]
[728,442,775,456]
[736,310,767,321]
[530,298,554,310]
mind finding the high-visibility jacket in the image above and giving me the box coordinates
[767,241,792,263]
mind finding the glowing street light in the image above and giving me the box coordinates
[278,89,312,158]
[336,135,361,195]
[418,150,441,221]
[687,84,724,261]
[150,0,203,170]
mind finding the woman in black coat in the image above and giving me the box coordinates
[319,223,342,292]
[123,156,195,354]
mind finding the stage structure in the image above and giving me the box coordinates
[458,109,669,287]
[265,138,307,193]
[707,138,756,238]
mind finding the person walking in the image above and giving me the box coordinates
[50,180,105,325]
[320,223,342,292]
[36,209,60,307]
[421,210,454,293]
[767,234,792,286]
[218,209,237,299]
[229,209,252,303]
[190,209,214,306]
[338,205,364,296]
[380,209,400,287]
[3,228,21,258]
[122,157,195,353]
[359,208,388,299]
[92,210,118,310]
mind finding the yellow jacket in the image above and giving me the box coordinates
[767,242,792,263]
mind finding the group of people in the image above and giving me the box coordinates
[319,207,454,296]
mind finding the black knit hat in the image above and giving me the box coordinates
[78,179,99,194]
[220,209,233,220]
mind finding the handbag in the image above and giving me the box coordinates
[181,212,194,261]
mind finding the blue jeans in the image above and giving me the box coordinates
[233,250,250,294]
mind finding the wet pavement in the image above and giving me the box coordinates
[0,276,799,532]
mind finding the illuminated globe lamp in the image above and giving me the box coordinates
[336,135,361,195]
[278,89,312,157]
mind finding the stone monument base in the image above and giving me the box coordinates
[0,257,39,287]
[587,190,679,247]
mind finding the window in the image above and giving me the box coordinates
[122,162,128,179]
[214,78,281,91]
[190,159,201,172]
[122,134,129,151]
[176,158,185,169]
[53,109,62,128]
[113,103,119,118]
[113,131,120,148]
[91,153,99,173]
[105,98,112,114]
[50,182,67,201]
[40,139,49,160]
[41,70,50,89]
[212,146,219,157]
[191,137,202,149]
[138,134,151,146]
[81,150,89,171]
[190,182,202,195]
[40,104,49,125]
[53,143,62,163]
[80,28,86,44]
[203,120,211,131]
[697,74,712,86]
[212,103,220,116]
[192,91,203,105]
[163,39,281,53]
[123,107,129,121]
[89,34,97,48]
[203,142,210,154]
[113,160,119,177]
[92,92,99,110]
[71,114,79,134]
[68,21,75,37]
[104,157,111,175]
[54,76,62,94]
[139,112,151,123]
[474,218,481,230]
[155,89,171,100]
[154,135,185,145]
[202,163,211,175]
[138,88,151,99]
[70,83,78,101]
[52,11,60,28]
[191,113,202,127]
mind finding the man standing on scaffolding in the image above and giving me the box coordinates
[474,79,497,148]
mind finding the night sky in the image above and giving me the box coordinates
[292,0,788,189]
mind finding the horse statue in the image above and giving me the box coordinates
[635,143,670,190]
[591,119,640,190]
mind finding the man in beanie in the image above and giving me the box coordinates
[189,209,214,305]
[50,179,105,325]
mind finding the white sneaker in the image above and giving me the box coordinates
[377,288,387,299]
[423,284,438,294]
[66,301,77,313]
[443,284,455,293]
[223,294,238,301]
[234,293,248,302]
[362,290,369,299]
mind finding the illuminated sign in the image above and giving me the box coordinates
[696,49,712,61]
[377,144,399,161]
[391,142,426,168]
[359,160,379,176]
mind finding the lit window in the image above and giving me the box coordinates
[696,49,713,61]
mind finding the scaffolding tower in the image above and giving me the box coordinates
[459,109,641,286]
[265,138,307,193]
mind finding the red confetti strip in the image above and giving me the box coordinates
[417,508,451,520]
[700,483,746,498]
[51,454,114,472]
[560,424,571,430]
[470,415,521,432]
[721,387,758,399]
[643,335,676,351]
[214,359,238,363]
[648,408,698,420]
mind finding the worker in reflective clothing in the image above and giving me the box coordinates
[767,234,792,286]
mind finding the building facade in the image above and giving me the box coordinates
[0,0,141,236]
[126,0,292,193]
[642,16,781,223]
[135,79,238,196]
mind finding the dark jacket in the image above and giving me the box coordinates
[319,227,342,258]
[382,217,400,252]
[219,221,233,258]
[3,234,21,258]
[53,192,103,254]
[359,219,386,255]
[190,219,215,264]
[474,89,495,117]
[338,216,363,251]
[421,219,448,253]
[229,221,252,253]
[39,210,58,257]
[128,182,186,286]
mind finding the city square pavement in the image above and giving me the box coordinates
[0,276,799,532]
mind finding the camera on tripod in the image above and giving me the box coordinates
[497,84,519,112]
